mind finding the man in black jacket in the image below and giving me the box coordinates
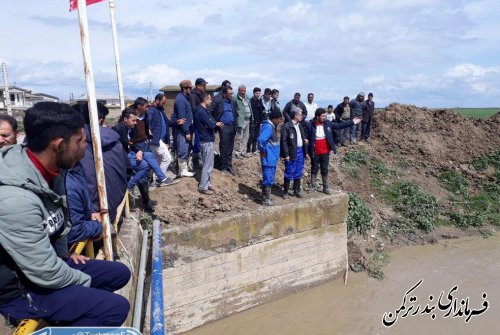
[112,108,164,212]
[247,87,264,154]
[361,93,375,143]
[189,78,208,169]
[283,93,307,123]
[208,86,238,175]
[280,108,309,198]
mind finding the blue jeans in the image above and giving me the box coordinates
[127,151,150,188]
[0,259,130,327]
[176,132,192,160]
[351,123,361,141]
[143,151,167,181]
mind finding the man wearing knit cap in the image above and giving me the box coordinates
[258,109,283,206]
[172,80,195,177]
[349,92,365,143]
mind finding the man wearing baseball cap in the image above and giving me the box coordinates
[189,78,209,170]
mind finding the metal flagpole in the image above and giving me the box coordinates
[76,0,114,261]
[108,0,125,111]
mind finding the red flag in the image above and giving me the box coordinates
[69,0,105,11]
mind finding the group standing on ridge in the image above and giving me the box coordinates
[0,81,374,328]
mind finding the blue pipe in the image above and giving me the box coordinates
[150,219,165,335]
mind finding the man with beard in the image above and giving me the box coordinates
[349,92,365,143]
[0,102,130,327]
[172,80,195,177]
[147,93,177,183]
[283,92,307,123]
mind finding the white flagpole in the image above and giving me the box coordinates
[76,0,114,261]
[1,63,12,116]
[108,0,125,110]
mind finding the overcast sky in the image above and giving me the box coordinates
[1,0,499,107]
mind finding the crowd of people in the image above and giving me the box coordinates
[0,79,374,328]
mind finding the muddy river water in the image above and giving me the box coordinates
[187,235,499,335]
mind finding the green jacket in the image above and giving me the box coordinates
[232,94,253,128]
[0,144,91,305]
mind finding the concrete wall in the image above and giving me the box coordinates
[150,193,349,334]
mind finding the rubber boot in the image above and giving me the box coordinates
[283,179,290,199]
[179,159,195,177]
[310,173,317,193]
[137,182,155,212]
[322,174,331,195]
[293,179,303,198]
[262,186,274,206]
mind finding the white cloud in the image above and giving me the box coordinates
[1,1,500,107]
[446,63,500,78]
[127,64,183,88]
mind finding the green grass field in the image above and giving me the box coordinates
[453,108,499,118]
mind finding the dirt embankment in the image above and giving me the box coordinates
[148,104,500,272]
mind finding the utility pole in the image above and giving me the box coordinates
[2,63,12,116]
[108,0,125,110]
[148,81,152,102]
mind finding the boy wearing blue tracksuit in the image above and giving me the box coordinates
[258,109,284,206]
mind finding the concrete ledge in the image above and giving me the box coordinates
[116,215,144,327]
[164,193,349,266]
[152,193,349,334]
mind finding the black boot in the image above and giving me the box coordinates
[138,182,155,212]
[293,179,303,198]
[262,186,274,206]
[310,173,317,193]
[283,179,290,199]
[322,174,331,195]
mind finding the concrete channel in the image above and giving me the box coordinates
[0,193,348,335]
[144,193,349,334]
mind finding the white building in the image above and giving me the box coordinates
[0,86,59,110]
[72,94,133,108]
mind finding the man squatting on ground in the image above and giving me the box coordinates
[194,93,224,195]
[281,107,309,199]
[0,102,130,327]
[258,109,284,206]
[307,108,362,194]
